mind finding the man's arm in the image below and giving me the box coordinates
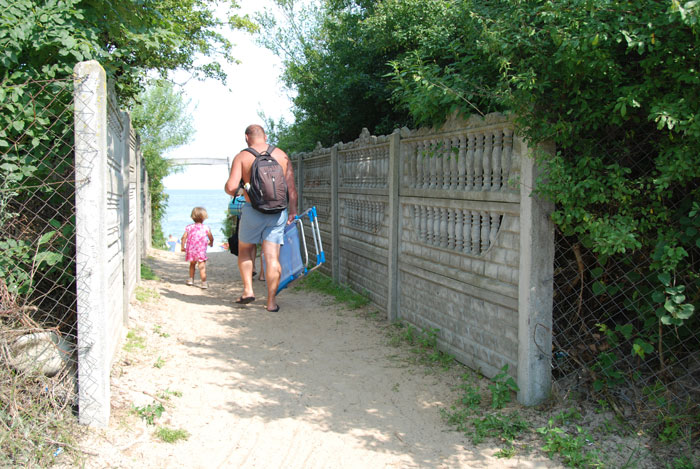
[283,151,298,223]
[225,153,243,196]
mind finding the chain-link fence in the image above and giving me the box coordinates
[549,129,700,426]
[0,76,79,462]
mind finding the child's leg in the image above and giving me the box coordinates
[187,262,196,285]
[198,261,207,282]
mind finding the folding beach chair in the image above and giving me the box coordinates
[263,206,325,294]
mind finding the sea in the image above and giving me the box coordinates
[162,189,232,252]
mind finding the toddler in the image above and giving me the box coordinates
[181,206,214,289]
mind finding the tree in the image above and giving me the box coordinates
[131,80,195,247]
[0,0,255,98]
[255,0,416,152]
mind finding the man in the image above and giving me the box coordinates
[225,124,298,312]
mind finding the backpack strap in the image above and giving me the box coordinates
[243,144,277,158]
[243,147,261,157]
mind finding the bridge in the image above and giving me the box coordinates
[168,157,232,170]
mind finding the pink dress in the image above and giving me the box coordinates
[184,223,210,262]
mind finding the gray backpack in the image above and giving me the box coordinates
[244,145,288,214]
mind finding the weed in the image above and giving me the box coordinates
[158,389,182,400]
[155,426,190,443]
[537,421,603,468]
[153,356,165,368]
[457,375,482,410]
[123,330,146,352]
[471,412,529,445]
[153,324,170,338]
[667,456,695,469]
[488,365,519,409]
[494,445,517,458]
[135,286,159,302]
[440,406,473,433]
[0,363,80,467]
[132,401,164,425]
[140,263,159,280]
[295,272,370,309]
[554,408,582,425]
[392,383,399,392]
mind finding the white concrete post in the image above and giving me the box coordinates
[517,138,555,405]
[387,130,401,322]
[74,60,110,426]
[330,145,340,282]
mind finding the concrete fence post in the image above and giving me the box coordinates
[386,130,401,322]
[516,138,555,405]
[74,60,110,426]
[330,145,340,282]
[120,111,131,325]
[296,154,304,215]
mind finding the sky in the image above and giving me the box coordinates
[162,0,294,190]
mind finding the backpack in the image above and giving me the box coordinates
[244,144,288,214]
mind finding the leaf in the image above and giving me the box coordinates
[38,231,57,246]
[676,304,695,320]
[592,281,606,296]
[632,339,654,359]
[34,251,63,268]
[658,272,671,286]
[616,324,633,340]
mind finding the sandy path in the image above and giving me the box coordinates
[71,249,559,468]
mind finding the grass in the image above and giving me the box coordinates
[295,271,371,309]
[155,426,190,443]
[153,356,165,368]
[141,262,160,281]
[0,363,80,467]
[123,330,146,352]
[135,286,159,302]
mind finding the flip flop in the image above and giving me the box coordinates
[235,296,255,304]
[266,305,280,312]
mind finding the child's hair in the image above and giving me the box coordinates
[190,207,208,223]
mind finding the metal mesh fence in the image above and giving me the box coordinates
[549,127,700,424]
[0,76,79,428]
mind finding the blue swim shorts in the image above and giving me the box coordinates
[238,203,288,245]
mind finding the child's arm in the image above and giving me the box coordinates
[181,231,187,251]
[207,227,214,247]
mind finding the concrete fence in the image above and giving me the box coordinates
[292,113,554,405]
[74,60,150,425]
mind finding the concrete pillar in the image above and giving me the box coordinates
[387,130,401,322]
[296,154,303,214]
[74,60,110,426]
[330,145,340,282]
[517,138,555,406]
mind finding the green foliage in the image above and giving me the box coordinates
[471,412,529,445]
[132,401,165,425]
[295,271,370,309]
[155,426,190,443]
[123,330,146,352]
[141,263,160,281]
[0,0,254,97]
[488,365,519,409]
[255,0,415,152]
[135,286,160,303]
[537,421,604,468]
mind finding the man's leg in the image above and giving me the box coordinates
[238,241,257,299]
[261,240,281,310]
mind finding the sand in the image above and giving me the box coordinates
[67,249,561,468]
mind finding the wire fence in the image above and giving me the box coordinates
[0,76,79,461]
[549,128,700,426]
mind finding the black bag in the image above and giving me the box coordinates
[244,144,288,214]
[228,217,239,256]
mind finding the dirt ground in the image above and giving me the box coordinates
[66,249,568,468]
